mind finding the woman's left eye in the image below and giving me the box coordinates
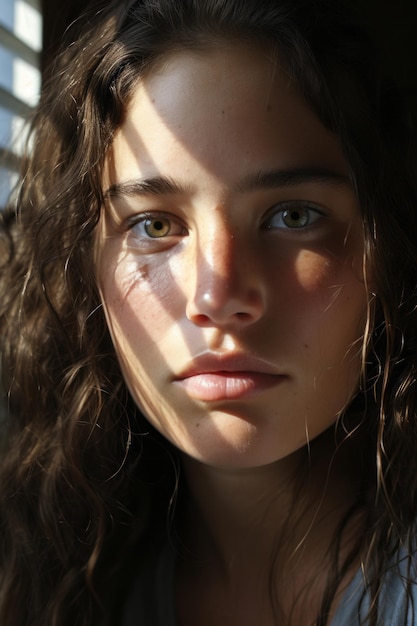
[262,203,324,230]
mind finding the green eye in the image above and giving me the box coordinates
[263,203,323,230]
[130,212,186,243]
[144,217,171,238]
[281,207,310,228]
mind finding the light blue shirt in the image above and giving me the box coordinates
[332,552,417,625]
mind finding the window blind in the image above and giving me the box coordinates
[0,0,42,207]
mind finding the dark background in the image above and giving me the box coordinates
[41,0,417,93]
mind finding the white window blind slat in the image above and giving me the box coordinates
[0,0,42,208]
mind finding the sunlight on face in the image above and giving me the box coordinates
[96,43,368,469]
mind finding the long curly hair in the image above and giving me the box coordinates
[1,0,417,624]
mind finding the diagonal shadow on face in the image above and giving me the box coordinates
[95,43,369,468]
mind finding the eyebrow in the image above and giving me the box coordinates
[104,167,351,199]
[105,176,189,199]
[238,167,351,192]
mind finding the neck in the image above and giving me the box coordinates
[175,429,364,624]
[181,453,300,568]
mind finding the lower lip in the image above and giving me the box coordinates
[175,372,285,402]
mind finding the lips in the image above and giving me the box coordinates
[173,353,286,402]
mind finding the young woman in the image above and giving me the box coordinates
[1,1,417,625]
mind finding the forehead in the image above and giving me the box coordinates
[105,43,349,188]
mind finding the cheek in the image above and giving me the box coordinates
[281,247,367,368]
[101,242,177,321]
[292,243,365,313]
[98,247,190,384]
[98,257,196,443]
[278,247,359,328]
[293,249,332,293]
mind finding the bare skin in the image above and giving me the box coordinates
[97,43,368,625]
[176,430,364,626]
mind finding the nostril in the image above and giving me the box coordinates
[236,311,253,321]
[187,306,262,328]
[189,313,213,327]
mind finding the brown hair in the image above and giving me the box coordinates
[1,1,417,624]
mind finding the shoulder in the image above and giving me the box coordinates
[334,547,417,625]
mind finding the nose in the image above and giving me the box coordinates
[185,223,265,328]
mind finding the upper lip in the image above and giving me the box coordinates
[174,352,283,379]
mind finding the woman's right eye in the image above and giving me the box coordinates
[143,216,172,238]
[130,213,187,239]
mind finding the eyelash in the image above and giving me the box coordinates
[128,212,187,239]
[262,202,325,231]
[126,201,325,241]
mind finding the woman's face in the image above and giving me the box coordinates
[96,43,367,469]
